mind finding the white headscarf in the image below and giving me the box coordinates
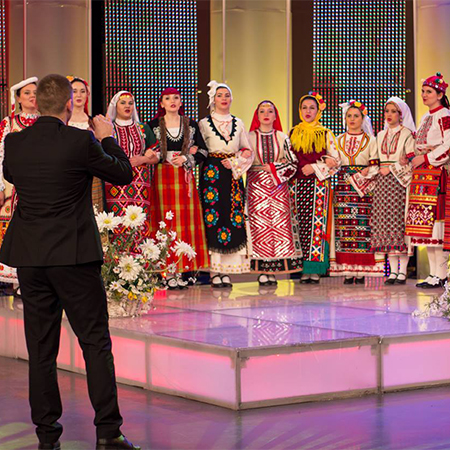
[207,80,233,109]
[339,100,374,136]
[10,76,38,117]
[106,91,140,123]
[383,96,416,133]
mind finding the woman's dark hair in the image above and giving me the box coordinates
[301,96,319,108]
[16,82,37,98]
[429,86,450,109]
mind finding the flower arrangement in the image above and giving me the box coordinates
[412,281,450,319]
[96,206,196,317]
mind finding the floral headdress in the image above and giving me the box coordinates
[340,100,374,136]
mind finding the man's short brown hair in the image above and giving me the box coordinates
[37,74,72,115]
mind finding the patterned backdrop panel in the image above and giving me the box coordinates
[105,0,198,122]
[312,0,407,135]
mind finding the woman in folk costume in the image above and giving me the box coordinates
[371,97,415,285]
[198,81,254,288]
[0,77,39,287]
[145,87,209,289]
[104,91,156,247]
[66,76,104,212]
[329,101,384,284]
[406,73,450,289]
[247,100,302,286]
[289,91,340,284]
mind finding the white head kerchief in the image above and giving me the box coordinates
[107,91,140,123]
[339,100,374,136]
[384,96,416,133]
[10,76,38,116]
[207,80,233,109]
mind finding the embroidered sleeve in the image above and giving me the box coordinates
[427,115,450,166]
[348,137,378,196]
[229,127,254,180]
[269,137,298,185]
[192,121,209,165]
[312,130,341,181]
[391,133,414,187]
[0,117,11,191]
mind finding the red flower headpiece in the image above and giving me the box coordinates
[349,100,368,115]
[154,87,185,119]
[422,72,448,94]
[250,100,283,132]
[307,91,326,111]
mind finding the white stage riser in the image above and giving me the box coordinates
[2,308,450,410]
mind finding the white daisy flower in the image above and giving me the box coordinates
[118,255,142,281]
[139,239,161,261]
[96,211,122,232]
[169,231,177,241]
[159,221,167,229]
[156,231,167,242]
[173,241,197,261]
[167,263,178,274]
[122,205,146,229]
[110,281,122,291]
[165,211,174,220]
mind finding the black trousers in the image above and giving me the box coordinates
[18,262,123,444]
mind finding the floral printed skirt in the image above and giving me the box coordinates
[200,154,247,254]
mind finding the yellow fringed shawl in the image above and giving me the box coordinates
[290,96,329,154]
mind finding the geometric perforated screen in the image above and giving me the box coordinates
[104,0,198,122]
[312,0,407,135]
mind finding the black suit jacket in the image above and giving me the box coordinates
[0,116,133,267]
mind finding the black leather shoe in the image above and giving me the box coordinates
[343,277,354,285]
[221,275,233,288]
[96,435,141,450]
[258,275,271,286]
[211,275,224,288]
[395,273,407,285]
[385,274,397,285]
[355,277,365,285]
[416,278,431,288]
[300,277,311,284]
[38,442,61,450]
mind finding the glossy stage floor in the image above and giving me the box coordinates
[1,277,450,411]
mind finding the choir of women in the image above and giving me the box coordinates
[2,73,450,290]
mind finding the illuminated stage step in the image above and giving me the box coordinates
[1,279,450,410]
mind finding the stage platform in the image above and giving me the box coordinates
[1,278,450,410]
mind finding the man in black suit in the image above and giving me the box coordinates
[0,74,140,450]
